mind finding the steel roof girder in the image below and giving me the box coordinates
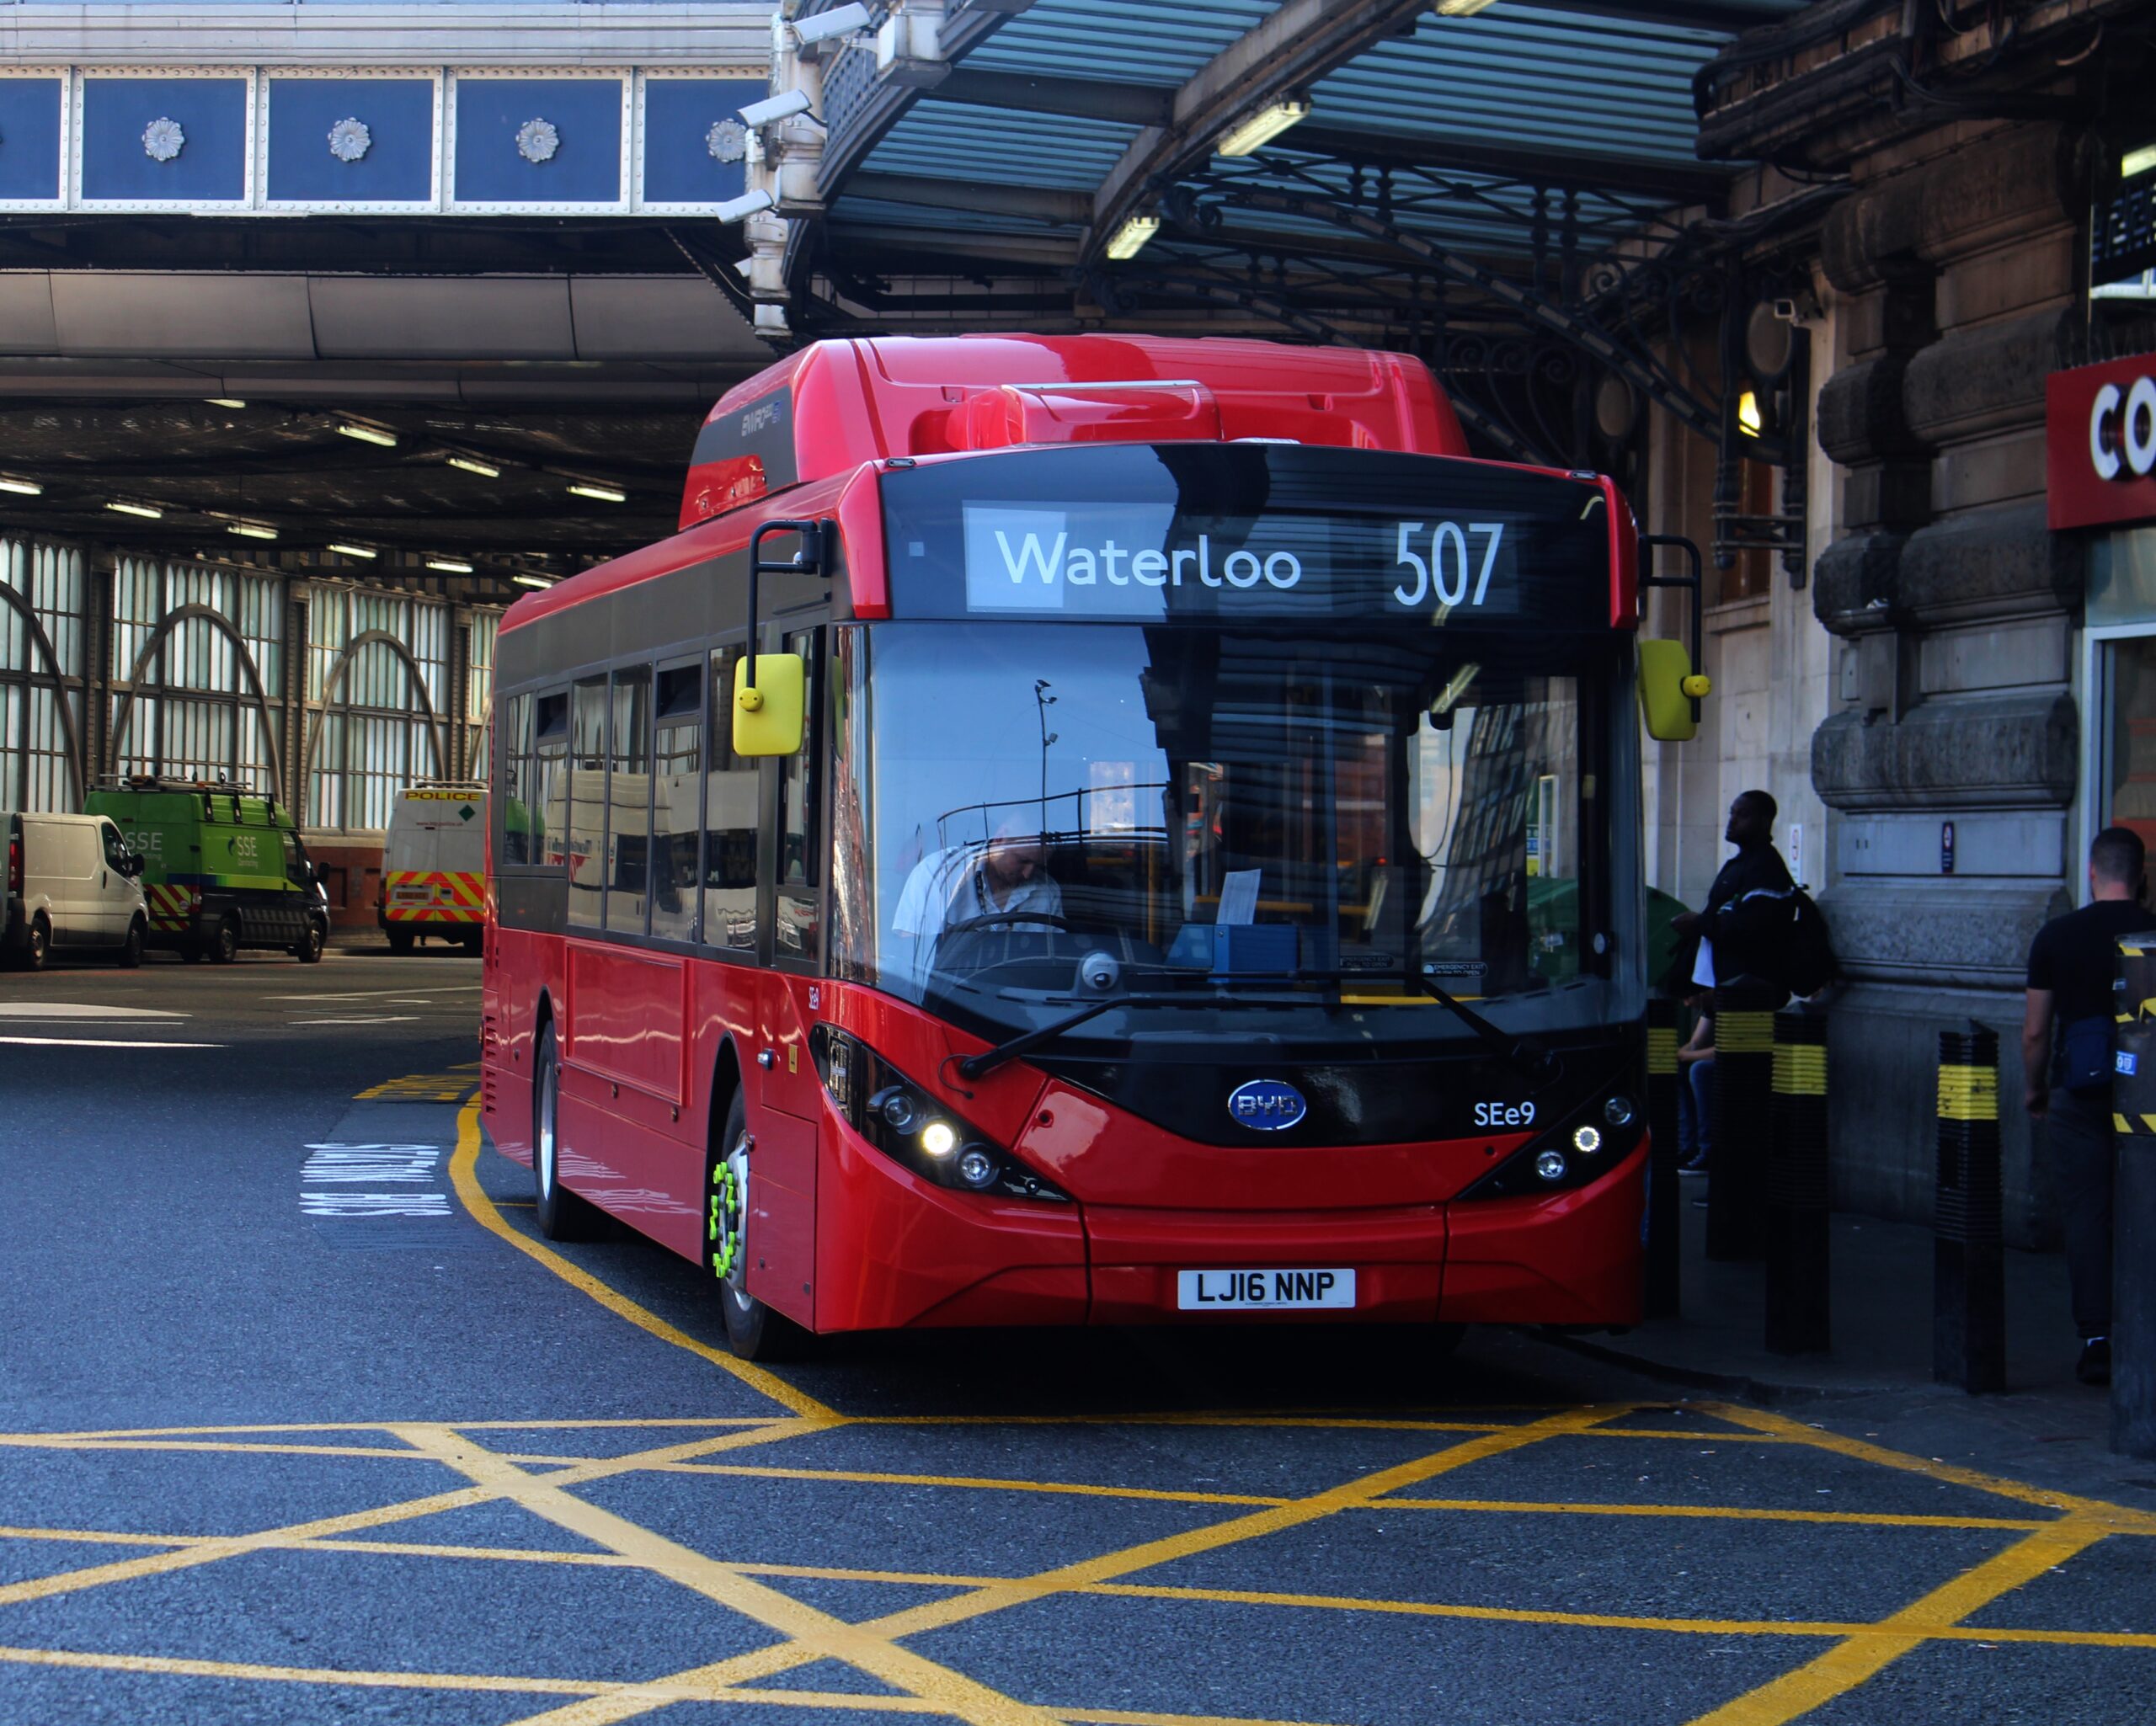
[1087,0,1433,263]
[1219,183,1723,445]
[849,170,1093,225]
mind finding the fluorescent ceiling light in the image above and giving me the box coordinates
[716,188,775,224]
[2126,144,2156,179]
[791,3,873,46]
[1215,99,1310,157]
[0,476,42,496]
[741,89,812,128]
[446,455,501,478]
[567,482,628,503]
[512,573,555,590]
[425,557,474,574]
[1433,0,1499,15]
[205,397,247,409]
[1106,215,1160,260]
[106,500,163,519]
[227,522,278,541]
[336,422,398,448]
[328,542,376,559]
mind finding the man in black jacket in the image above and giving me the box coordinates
[2024,825,2148,1388]
[1671,790,1796,995]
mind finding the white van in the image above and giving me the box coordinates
[379,783,488,953]
[3,812,150,970]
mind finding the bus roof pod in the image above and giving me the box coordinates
[677,333,1471,531]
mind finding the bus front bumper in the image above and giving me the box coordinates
[816,1121,1646,1332]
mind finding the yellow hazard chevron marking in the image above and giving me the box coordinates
[1936,1063,1998,1122]
[383,871,484,924]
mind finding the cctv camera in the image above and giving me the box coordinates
[791,3,873,46]
[740,89,813,128]
[716,189,776,224]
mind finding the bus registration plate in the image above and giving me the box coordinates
[1177,1269,1355,1310]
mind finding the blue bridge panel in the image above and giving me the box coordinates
[267,77,436,204]
[82,77,248,202]
[453,77,623,205]
[0,78,64,201]
[641,77,761,206]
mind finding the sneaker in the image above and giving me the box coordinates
[2078,1337,2111,1387]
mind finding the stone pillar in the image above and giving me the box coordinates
[1808,124,2093,1244]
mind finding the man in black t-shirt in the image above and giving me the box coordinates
[2024,825,2150,1388]
[1671,790,1796,997]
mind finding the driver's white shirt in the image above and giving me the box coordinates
[891,846,1064,938]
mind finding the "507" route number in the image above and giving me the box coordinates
[1393,520,1506,610]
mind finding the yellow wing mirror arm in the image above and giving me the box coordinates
[1639,532,1708,727]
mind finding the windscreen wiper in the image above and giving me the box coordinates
[954,991,1225,1081]
[1410,973,1562,1088]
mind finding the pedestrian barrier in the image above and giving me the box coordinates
[1707,980,1778,1261]
[1934,1025,2005,1394]
[1645,995,1681,1319]
[2111,934,2156,1456]
[1764,1009,1830,1354]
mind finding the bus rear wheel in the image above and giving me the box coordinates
[532,1023,606,1242]
[709,1089,810,1362]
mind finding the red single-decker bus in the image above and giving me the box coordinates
[482,333,1673,1358]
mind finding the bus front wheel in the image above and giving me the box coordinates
[532,1024,606,1242]
[709,1090,810,1362]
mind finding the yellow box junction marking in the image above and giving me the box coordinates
[0,1097,2129,1723]
[355,1061,482,1104]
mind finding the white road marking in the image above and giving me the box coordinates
[290,1015,421,1026]
[0,1036,221,1049]
[264,987,477,1002]
[0,1003,184,1020]
[301,1143,458,1228]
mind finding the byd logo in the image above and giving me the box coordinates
[2089,375,2156,482]
[1227,1079,1308,1131]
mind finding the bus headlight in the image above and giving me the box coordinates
[1603,1095,1636,1128]
[1534,1149,1568,1181]
[1572,1125,1603,1154]
[822,1028,1070,1203]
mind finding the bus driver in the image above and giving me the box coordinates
[892,816,1064,970]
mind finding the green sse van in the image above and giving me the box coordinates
[83,777,331,964]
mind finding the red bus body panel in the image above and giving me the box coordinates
[485,333,1646,1337]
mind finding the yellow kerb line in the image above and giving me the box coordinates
[448,1100,839,1423]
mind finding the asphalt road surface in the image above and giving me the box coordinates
[4,947,2156,1724]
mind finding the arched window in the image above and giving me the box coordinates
[0,539,85,811]
[305,587,450,832]
[110,557,284,791]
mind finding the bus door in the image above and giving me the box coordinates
[747,619,826,1320]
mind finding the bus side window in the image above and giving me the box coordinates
[607,665,653,936]
[650,663,702,942]
[533,690,569,870]
[568,676,607,929]
[500,693,531,865]
[704,645,759,952]
[776,626,821,961]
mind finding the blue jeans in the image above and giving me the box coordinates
[1677,1057,1716,1163]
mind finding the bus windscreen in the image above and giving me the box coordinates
[880,443,1617,628]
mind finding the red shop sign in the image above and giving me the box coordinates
[2049,354,2156,532]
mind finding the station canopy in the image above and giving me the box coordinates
[778,0,1813,466]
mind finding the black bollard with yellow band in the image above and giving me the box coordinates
[1707,981,1779,1261]
[2111,934,2156,1457]
[1934,1026,2005,1394]
[1645,995,1681,1319]
[1764,1009,1830,1354]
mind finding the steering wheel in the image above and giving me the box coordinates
[942,913,1081,936]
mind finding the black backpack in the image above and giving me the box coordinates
[1712,886,1839,999]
